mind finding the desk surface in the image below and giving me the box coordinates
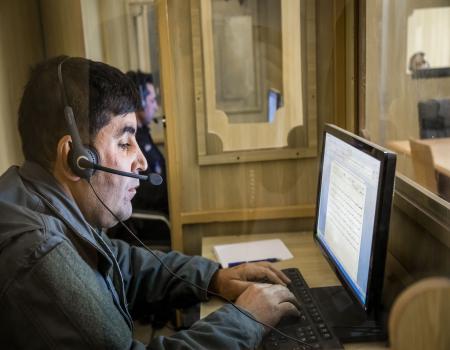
[386,138,450,177]
[201,232,386,350]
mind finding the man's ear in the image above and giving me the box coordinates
[55,135,80,182]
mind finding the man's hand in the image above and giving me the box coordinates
[209,262,291,300]
[235,283,300,329]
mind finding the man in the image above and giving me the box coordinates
[0,56,299,349]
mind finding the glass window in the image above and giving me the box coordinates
[363,0,450,203]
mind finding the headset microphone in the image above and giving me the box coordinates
[58,57,163,187]
[77,157,163,185]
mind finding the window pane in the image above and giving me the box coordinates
[365,0,450,202]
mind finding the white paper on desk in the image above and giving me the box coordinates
[213,239,293,268]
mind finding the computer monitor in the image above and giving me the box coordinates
[267,88,282,123]
[314,124,396,315]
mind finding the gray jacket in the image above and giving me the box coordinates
[0,162,263,349]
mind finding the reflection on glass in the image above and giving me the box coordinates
[267,88,282,123]
[211,0,282,124]
[366,0,450,201]
[200,0,306,153]
[407,7,450,73]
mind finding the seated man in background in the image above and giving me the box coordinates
[0,56,299,349]
[126,71,168,215]
[110,70,170,250]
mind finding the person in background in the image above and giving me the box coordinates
[126,71,168,215]
[0,56,300,349]
[408,51,430,72]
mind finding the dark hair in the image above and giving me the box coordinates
[126,70,153,89]
[125,71,154,110]
[18,56,141,170]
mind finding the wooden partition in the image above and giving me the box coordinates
[159,0,357,253]
[0,0,44,173]
[40,0,87,58]
[384,175,450,309]
[157,0,318,252]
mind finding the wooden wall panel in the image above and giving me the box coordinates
[40,0,86,57]
[164,0,322,253]
[0,0,44,173]
[383,176,450,308]
[98,0,131,72]
[80,0,104,62]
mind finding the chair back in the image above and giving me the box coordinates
[418,99,450,139]
[389,277,450,350]
[409,139,438,193]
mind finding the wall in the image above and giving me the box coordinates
[39,0,86,58]
[98,0,131,72]
[81,0,104,61]
[0,0,44,173]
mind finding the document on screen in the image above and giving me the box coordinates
[323,161,366,281]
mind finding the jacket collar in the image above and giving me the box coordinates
[18,161,100,249]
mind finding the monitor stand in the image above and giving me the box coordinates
[309,286,388,343]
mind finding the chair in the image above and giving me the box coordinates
[388,277,450,350]
[418,99,450,139]
[409,139,438,193]
[132,210,171,231]
[409,139,450,201]
[108,210,171,252]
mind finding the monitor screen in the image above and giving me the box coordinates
[314,124,396,311]
[267,88,281,123]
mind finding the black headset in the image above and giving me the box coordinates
[57,57,162,186]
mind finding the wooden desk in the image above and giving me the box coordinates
[387,138,450,177]
[201,232,386,350]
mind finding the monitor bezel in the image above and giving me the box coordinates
[313,124,396,313]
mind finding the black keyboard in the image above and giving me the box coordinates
[262,268,343,350]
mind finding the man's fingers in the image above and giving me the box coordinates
[248,266,286,286]
[278,301,301,317]
[260,269,286,286]
[254,262,291,284]
[266,264,291,284]
[267,285,301,309]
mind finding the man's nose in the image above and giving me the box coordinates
[136,146,147,172]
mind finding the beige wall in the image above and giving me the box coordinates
[0,0,44,173]
[40,0,86,58]
[98,0,130,72]
[81,0,104,61]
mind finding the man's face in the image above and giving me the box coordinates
[78,112,147,228]
[142,83,158,125]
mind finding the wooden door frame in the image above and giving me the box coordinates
[157,0,183,251]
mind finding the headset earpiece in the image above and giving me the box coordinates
[139,85,146,108]
[67,142,99,180]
